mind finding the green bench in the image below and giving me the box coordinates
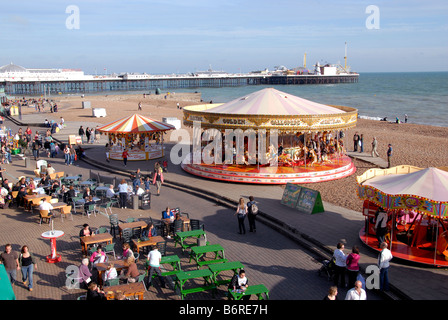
[208,261,245,286]
[189,244,226,269]
[174,229,207,251]
[229,284,270,300]
[145,254,182,278]
[197,258,228,268]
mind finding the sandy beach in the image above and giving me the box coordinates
[18,92,448,213]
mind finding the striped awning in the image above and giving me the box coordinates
[97,114,175,133]
[203,87,345,116]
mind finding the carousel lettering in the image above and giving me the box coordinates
[316,118,343,125]
[189,116,203,122]
[270,119,305,126]
[222,118,246,125]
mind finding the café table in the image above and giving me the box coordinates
[118,220,147,239]
[64,176,80,181]
[80,180,96,186]
[162,215,190,232]
[80,233,113,256]
[174,268,216,300]
[75,197,101,205]
[174,229,207,251]
[131,235,164,254]
[189,244,227,269]
[41,229,64,263]
[104,282,146,300]
[208,261,245,286]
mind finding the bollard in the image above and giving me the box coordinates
[24,157,30,168]
[132,194,139,210]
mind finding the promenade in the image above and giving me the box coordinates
[4,111,448,301]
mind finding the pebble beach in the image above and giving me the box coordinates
[17,92,448,212]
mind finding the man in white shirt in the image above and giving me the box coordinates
[333,242,347,287]
[39,198,53,211]
[145,246,166,289]
[106,185,117,199]
[345,280,367,300]
[378,242,393,292]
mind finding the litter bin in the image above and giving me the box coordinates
[140,192,151,210]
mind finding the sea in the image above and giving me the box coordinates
[67,71,448,128]
[171,72,448,128]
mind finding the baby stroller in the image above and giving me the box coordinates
[318,257,335,281]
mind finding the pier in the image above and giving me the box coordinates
[1,74,358,95]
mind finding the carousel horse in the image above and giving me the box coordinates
[309,149,318,166]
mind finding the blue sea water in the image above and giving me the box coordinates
[173,72,448,128]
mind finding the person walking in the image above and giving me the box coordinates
[359,134,364,153]
[0,244,20,285]
[247,195,258,233]
[234,197,247,235]
[145,245,166,289]
[387,144,393,168]
[375,207,388,247]
[64,145,70,166]
[404,114,408,123]
[346,246,360,288]
[152,166,164,196]
[138,101,142,111]
[378,242,393,292]
[78,126,85,144]
[332,242,347,287]
[353,132,359,152]
[19,245,38,291]
[371,137,379,157]
[323,286,338,300]
[122,149,129,167]
[85,127,91,144]
[345,280,367,300]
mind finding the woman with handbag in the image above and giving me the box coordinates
[234,198,247,235]
[152,166,164,196]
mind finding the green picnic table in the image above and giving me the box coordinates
[174,268,215,300]
[228,284,270,300]
[0,265,16,300]
[208,261,244,286]
[174,229,207,251]
[145,254,182,278]
[189,244,227,269]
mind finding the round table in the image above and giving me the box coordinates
[41,230,64,263]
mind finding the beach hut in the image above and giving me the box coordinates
[97,113,175,161]
[357,166,448,266]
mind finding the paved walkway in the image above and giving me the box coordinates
[6,112,448,300]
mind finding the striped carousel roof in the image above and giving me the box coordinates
[97,114,175,133]
[202,88,346,116]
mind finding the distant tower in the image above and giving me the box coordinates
[303,52,307,69]
[344,42,347,70]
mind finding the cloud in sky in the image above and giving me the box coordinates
[1,0,447,73]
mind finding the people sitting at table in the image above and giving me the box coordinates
[103,262,118,283]
[78,258,92,290]
[120,256,139,283]
[121,243,134,260]
[46,163,56,175]
[64,185,76,203]
[79,223,93,238]
[86,282,106,300]
[228,269,250,300]
[142,223,157,238]
[34,183,46,195]
[162,207,175,219]
[40,174,50,186]
[89,245,108,268]
[84,195,95,214]
[83,187,92,200]
[49,179,60,195]
[17,186,27,207]
[106,184,117,199]
[38,197,53,212]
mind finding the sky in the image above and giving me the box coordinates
[1,0,447,74]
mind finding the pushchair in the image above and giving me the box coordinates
[318,258,335,281]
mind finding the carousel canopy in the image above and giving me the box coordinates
[358,166,448,218]
[183,88,357,132]
[97,114,175,134]
[202,88,346,116]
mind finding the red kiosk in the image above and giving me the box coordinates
[357,166,448,267]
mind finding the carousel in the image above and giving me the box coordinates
[357,165,448,267]
[182,88,358,184]
[97,114,175,161]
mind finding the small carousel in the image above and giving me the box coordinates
[182,88,358,184]
[357,166,448,267]
[97,114,175,161]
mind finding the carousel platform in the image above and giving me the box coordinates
[181,155,356,184]
[359,228,448,267]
